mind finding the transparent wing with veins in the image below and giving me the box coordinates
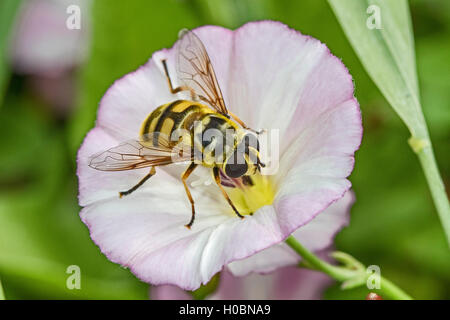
[176,29,228,115]
[89,134,193,171]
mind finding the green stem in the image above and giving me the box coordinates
[285,236,413,300]
[0,277,5,300]
[410,140,450,246]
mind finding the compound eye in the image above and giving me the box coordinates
[225,162,248,178]
[225,151,248,178]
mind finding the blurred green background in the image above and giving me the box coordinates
[0,0,449,299]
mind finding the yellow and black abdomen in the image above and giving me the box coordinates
[140,99,239,166]
[140,100,211,146]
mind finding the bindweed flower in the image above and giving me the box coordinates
[77,21,362,290]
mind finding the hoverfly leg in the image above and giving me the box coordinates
[119,166,156,198]
[161,59,197,100]
[213,167,244,219]
[182,162,198,229]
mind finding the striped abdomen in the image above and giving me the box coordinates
[140,100,239,166]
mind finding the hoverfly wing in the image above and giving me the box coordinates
[88,135,192,171]
[176,29,228,115]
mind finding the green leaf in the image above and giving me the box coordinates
[0,0,22,107]
[328,0,423,135]
[328,0,450,246]
[341,275,367,290]
[331,251,365,271]
[0,277,4,300]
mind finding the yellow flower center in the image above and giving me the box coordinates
[226,175,275,216]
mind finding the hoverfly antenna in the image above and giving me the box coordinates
[256,128,267,136]
[246,128,265,136]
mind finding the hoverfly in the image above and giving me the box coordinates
[89,29,265,228]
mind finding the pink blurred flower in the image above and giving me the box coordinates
[9,0,90,114]
[10,0,90,75]
[77,21,362,290]
[152,267,332,300]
